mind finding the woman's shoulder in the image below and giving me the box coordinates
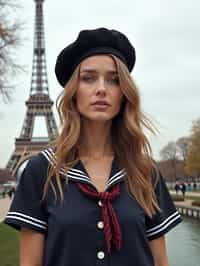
[28,147,55,166]
[23,148,56,182]
[38,147,57,168]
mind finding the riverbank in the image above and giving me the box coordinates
[169,190,200,220]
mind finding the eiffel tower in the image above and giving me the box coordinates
[6,0,58,177]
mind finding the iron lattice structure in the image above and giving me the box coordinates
[7,0,58,175]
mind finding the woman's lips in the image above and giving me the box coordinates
[92,101,110,106]
[92,103,110,109]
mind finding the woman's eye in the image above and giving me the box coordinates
[81,76,94,82]
[109,77,119,85]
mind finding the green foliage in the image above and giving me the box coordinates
[185,118,200,176]
[0,223,19,266]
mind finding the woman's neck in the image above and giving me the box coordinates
[78,119,114,159]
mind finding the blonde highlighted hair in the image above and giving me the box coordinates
[43,54,160,218]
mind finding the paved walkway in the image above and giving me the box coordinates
[170,190,200,197]
[170,191,200,209]
[175,199,194,207]
[0,197,11,222]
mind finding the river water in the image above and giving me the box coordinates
[166,216,200,266]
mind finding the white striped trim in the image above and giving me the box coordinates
[41,148,126,188]
[41,149,56,165]
[6,212,47,230]
[6,216,47,230]
[107,171,126,187]
[41,149,89,180]
[146,211,179,233]
[146,212,181,237]
[7,212,47,225]
[45,147,55,157]
[67,167,87,175]
[108,169,125,183]
[41,150,53,164]
[41,149,67,173]
[67,168,90,180]
[42,148,59,167]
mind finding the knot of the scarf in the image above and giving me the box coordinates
[77,183,122,254]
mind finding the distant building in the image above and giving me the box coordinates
[0,168,13,185]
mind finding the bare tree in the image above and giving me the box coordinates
[0,0,23,102]
[160,141,178,181]
[160,141,177,160]
[176,137,191,162]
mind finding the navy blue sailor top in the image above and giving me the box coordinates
[4,148,182,266]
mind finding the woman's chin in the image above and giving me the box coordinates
[91,116,111,122]
[83,113,113,122]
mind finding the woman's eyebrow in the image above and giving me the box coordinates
[80,69,118,74]
[80,69,97,73]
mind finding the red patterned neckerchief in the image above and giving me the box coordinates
[77,182,122,254]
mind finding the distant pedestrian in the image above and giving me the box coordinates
[180,183,186,197]
[8,187,16,200]
[2,190,6,198]
[193,182,197,190]
[187,183,191,191]
[8,188,13,199]
[174,182,180,194]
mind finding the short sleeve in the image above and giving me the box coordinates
[145,171,182,240]
[4,154,48,234]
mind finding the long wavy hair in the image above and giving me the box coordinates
[43,54,160,218]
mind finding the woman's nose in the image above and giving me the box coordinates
[95,78,107,94]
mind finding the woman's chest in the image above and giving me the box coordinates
[45,182,146,233]
[80,157,114,192]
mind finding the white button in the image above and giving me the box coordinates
[97,221,104,229]
[98,200,102,206]
[97,251,105,259]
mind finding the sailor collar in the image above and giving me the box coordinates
[41,148,127,191]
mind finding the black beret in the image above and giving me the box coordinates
[55,27,136,87]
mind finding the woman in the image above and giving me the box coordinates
[5,27,182,266]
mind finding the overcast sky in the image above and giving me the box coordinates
[0,0,199,167]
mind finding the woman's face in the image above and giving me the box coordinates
[75,55,124,122]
